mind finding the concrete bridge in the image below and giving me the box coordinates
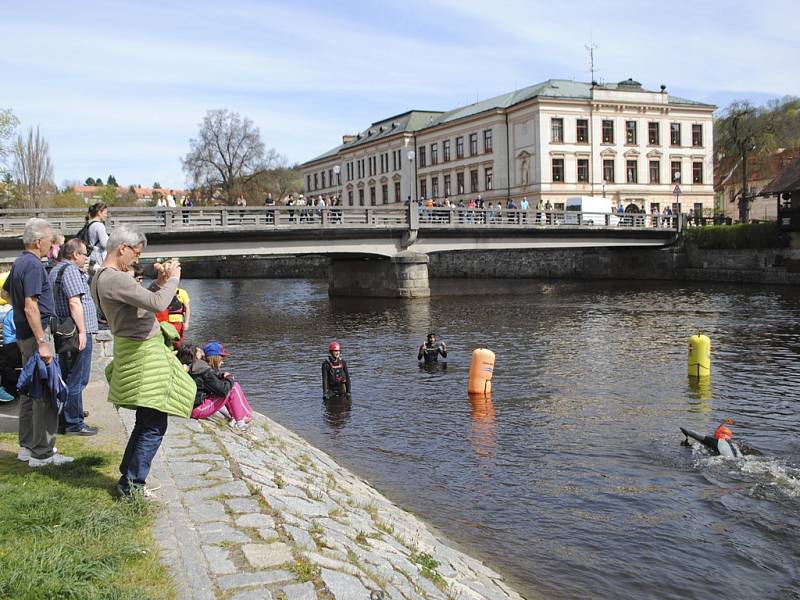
[1,206,680,297]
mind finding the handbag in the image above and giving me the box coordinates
[50,264,80,355]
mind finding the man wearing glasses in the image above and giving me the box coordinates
[91,226,195,498]
[48,238,99,436]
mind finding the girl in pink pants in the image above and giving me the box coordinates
[177,344,253,429]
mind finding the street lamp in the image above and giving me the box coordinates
[407,150,415,203]
[333,165,341,203]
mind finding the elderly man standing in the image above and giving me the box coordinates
[91,225,195,498]
[1,218,74,467]
[49,238,99,436]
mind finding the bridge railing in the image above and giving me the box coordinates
[0,205,678,234]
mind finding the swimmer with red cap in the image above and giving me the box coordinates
[681,418,740,458]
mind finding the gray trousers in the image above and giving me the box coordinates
[18,333,58,460]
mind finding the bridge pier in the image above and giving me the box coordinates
[328,252,430,298]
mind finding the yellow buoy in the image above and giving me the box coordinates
[688,334,711,377]
[468,348,495,395]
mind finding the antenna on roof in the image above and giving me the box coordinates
[585,41,598,83]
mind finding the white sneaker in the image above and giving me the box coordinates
[18,446,58,461]
[29,454,75,468]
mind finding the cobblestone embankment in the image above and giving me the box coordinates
[143,414,525,600]
[85,333,525,600]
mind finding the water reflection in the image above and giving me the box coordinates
[687,376,713,413]
[468,394,497,459]
[323,395,352,430]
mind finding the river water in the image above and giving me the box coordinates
[183,277,800,600]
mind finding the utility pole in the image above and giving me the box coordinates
[585,42,597,83]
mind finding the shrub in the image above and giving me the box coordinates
[684,222,789,249]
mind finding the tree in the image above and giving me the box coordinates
[182,109,277,204]
[153,182,162,189]
[0,108,20,174]
[253,157,303,202]
[96,177,103,186]
[85,177,96,186]
[107,174,118,186]
[13,126,55,208]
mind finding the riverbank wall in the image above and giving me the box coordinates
[172,244,800,286]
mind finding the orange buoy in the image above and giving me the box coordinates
[468,348,495,395]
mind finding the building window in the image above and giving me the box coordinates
[314,173,318,190]
[470,169,478,193]
[444,174,451,196]
[648,122,659,145]
[602,120,614,143]
[382,184,388,203]
[671,160,682,183]
[431,143,438,165]
[603,159,615,183]
[419,179,427,199]
[336,171,341,185]
[576,119,589,143]
[443,140,451,162]
[551,118,564,143]
[485,167,493,190]
[626,160,638,183]
[552,158,565,182]
[348,190,353,205]
[307,175,311,190]
[392,152,397,171]
[692,162,703,184]
[670,123,681,146]
[484,129,493,153]
[394,181,401,202]
[577,158,589,182]
[649,160,660,184]
[456,136,464,159]
[321,172,326,188]
[626,121,637,145]
[419,146,426,168]
[431,176,439,198]
[370,186,376,205]
[358,188,364,206]
[651,202,660,213]
[328,169,333,185]
[457,172,465,194]
[692,124,703,147]
[469,133,478,156]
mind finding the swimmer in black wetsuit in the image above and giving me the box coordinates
[681,419,741,458]
[417,332,447,365]
[322,341,351,400]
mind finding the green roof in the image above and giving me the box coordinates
[304,79,714,165]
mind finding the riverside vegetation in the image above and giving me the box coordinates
[0,434,174,600]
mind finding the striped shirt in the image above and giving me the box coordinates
[49,261,99,334]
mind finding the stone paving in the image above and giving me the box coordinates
[129,409,526,600]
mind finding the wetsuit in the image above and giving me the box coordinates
[680,427,741,458]
[418,342,447,364]
[322,356,350,399]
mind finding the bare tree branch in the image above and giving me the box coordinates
[13,126,54,208]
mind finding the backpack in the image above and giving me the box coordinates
[73,221,95,256]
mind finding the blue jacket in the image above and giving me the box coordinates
[17,352,68,413]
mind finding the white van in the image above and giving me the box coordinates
[564,196,619,226]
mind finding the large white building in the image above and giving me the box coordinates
[302,78,716,216]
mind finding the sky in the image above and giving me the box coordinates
[2,0,798,189]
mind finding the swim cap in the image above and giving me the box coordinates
[329,341,341,352]
[714,425,733,441]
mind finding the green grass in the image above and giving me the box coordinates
[0,434,175,600]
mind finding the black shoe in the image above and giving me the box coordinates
[83,411,89,418]
[65,424,99,436]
